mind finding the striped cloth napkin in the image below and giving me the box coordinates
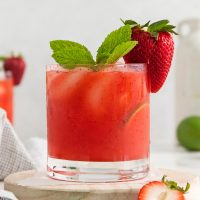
[0,108,35,199]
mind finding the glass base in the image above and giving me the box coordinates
[47,157,149,183]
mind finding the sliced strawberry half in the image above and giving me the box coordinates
[138,176,190,200]
[138,181,185,200]
[122,19,177,93]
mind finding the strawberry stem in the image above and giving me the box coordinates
[120,18,140,28]
[147,20,178,36]
[147,20,169,32]
[0,56,6,61]
[120,18,125,24]
[120,18,178,37]
[162,175,190,194]
[141,20,151,28]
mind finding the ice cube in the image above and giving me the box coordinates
[86,74,115,116]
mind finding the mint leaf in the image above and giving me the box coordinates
[50,40,89,52]
[52,49,94,68]
[50,25,138,69]
[96,25,132,64]
[96,52,110,64]
[106,41,138,64]
[50,40,95,68]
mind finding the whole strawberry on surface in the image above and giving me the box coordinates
[121,19,177,93]
[138,175,190,200]
[3,55,26,86]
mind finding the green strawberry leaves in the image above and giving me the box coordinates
[162,175,190,194]
[120,19,150,29]
[121,19,178,39]
[0,56,6,61]
[50,25,137,69]
[120,18,138,26]
[147,20,169,32]
[159,25,178,35]
[141,20,151,28]
[147,20,178,37]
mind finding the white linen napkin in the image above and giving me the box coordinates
[0,190,18,200]
[0,108,36,199]
[0,108,35,179]
[25,137,47,170]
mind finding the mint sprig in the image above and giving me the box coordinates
[96,25,133,64]
[50,25,137,69]
[106,41,137,64]
[50,40,95,68]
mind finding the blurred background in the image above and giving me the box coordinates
[1,0,200,171]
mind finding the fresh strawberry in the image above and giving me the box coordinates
[138,176,190,200]
[122,19,177,93]
[123,30,155,63]
[3,56,26,85]
[149,32,174,92]
[138,181,184,200]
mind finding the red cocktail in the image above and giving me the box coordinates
[47,64,150,182]
[0,75,13,123]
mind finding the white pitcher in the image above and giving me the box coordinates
[175,19,200,125]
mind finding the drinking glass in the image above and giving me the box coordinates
[0,72,13,123]
[46,63,150,182]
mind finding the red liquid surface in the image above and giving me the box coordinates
[47,67,150,162]
[0,78,13,123]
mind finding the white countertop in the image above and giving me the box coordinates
[150,142,200,175]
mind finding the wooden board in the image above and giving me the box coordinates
[4,169,200,200]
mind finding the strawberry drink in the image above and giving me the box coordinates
[47,20,175,182]
[47,64,150,181]
[0,74,13,122]
[0,55,26,123]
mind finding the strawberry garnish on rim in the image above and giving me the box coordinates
[138,175,190,200]
[121,19,177,93]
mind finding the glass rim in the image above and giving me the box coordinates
[0,70,12,80]
[46,63,147,72]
